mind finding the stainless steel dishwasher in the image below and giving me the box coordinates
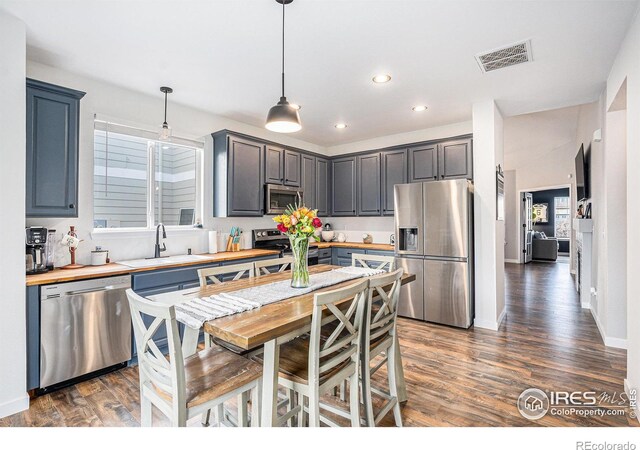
[40,275,132,389]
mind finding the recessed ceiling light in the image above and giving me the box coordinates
[290,104,301,110]
[372,74,391,84]
[412,105,428,112]
[335,123,347,129]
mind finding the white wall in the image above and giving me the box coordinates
[472,100,505,330]
[0,12,28,418]
[25,62,325,264]
[606,4,640,400]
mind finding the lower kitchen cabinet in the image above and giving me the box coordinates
[330,247,394,268]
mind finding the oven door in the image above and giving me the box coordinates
[266,184,304,215]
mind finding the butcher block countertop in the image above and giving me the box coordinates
[25,249,280,286]
[26,242,394,286]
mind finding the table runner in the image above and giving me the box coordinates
[175,266,384,329]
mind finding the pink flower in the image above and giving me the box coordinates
[312,217,322,228]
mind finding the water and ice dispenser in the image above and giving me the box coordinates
[398,227,419,252]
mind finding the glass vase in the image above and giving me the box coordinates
[289,236,310,288]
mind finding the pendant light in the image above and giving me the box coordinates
[159,86,173,140]
[265,0,301,133]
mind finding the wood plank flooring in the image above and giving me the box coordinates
[2,261,636,427]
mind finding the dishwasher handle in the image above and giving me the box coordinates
[63,285,121,296]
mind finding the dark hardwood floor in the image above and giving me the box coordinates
[2,261,636,427]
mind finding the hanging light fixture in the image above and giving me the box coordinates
[159,86,173,140]
[265,0,301,133]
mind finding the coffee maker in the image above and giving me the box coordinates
[26,227,48,274]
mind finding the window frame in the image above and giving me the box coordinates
[93,119,204,232]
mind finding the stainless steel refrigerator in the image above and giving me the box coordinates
[394,179,474,328]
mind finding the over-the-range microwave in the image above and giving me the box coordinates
[265,184,304,215]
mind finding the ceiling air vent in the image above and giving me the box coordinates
[475,40,533,73]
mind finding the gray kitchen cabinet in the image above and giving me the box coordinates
[408,143,438,183]
[26,79,85,218]
[438,138,473,180]
[265,145,284,184]
[284,150,301,187]
[26,286,40,390]
[212,132,265,217]
[315,157,330,217]
[301,154,316,209]
[357,153,382,216]
[381,149,407,216]
[331,156,357,216]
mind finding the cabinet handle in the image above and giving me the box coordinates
[69,204,75,209]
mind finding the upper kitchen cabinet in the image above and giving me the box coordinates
[315,157,330,217]
[212,132,265,217]
[301,154,316,209]
[331,156,356,216]
[438,138,473,180]
[356,153,382,216]
[265,146,301,187]
[408,143,438,183]
[26,79,85,218]
[381,149,407,216]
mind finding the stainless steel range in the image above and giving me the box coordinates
[252,228,319,265]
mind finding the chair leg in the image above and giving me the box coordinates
[297,395,306,427]
[172,405,187,427]
[308,391,320,427]
[288,389,298,427]
[361,357,375,426]
[238,391,249,427]
[339,379,347,402]
[213,403,225,427]
[141,394,152,427]
[201,333,214,426]
[387,343,403,427]
[349,375,360,427]
[251,384,261,427]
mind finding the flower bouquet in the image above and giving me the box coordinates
[273,198,323,288]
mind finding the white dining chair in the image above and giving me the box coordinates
[272,279,369,427]
[360,268,404,427]
[197,262,255,286]
[254,256,293,276]
[352,253,395,272]
[126,289,262,427]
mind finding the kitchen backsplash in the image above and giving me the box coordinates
[28,216,395,267]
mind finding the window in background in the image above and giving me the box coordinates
[93,119,202,230]
[554,196,571,239]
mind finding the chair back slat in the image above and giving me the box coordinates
[255,256,293,276]
[198,262,255,287]
[352,253,395,272]
[363,269,404,353]
[308,279,368,383]
[127,289,186,404]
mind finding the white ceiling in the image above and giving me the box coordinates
[1,0,637,147]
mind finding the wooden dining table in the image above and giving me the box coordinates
[150,264,416,427]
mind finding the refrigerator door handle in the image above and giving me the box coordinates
[424,255,468,263]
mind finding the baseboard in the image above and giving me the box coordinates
[497,308,507,328]
[474,317,498,331]
[504,259,520,264]
[0,393,29,419]
[590,306,627,349]
[624,379,639,424]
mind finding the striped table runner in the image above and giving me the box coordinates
[175,266,383,329]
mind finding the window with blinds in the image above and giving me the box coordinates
[93,119,203,229]
[554,196,571,239]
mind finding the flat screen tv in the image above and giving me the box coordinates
[575,144,590,201]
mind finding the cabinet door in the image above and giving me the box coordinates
[357,153,382,216]
[381,149,407,216]
[331,157,357,216]
[408,144,438,183]
[228,136,265,216]
[284,149,301,187]
[265,145,284,184]
[301,154,316,209]
[316,157,330,217]
[438,138,473,180]
[26,80,85,218]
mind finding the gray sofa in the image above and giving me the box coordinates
[532,232,559,261]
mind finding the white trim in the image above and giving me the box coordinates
[0,394,29,419]
[496,308,507,328]
[504,258,520,264]
[473,318,498,331]
[590,306,627,349]
[624,379,639,424]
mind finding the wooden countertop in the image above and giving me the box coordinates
[26,249,280,286]
[314,241,394,251]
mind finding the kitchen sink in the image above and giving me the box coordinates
[117,254,211,268]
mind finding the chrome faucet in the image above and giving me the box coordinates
[154,223,167,258]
